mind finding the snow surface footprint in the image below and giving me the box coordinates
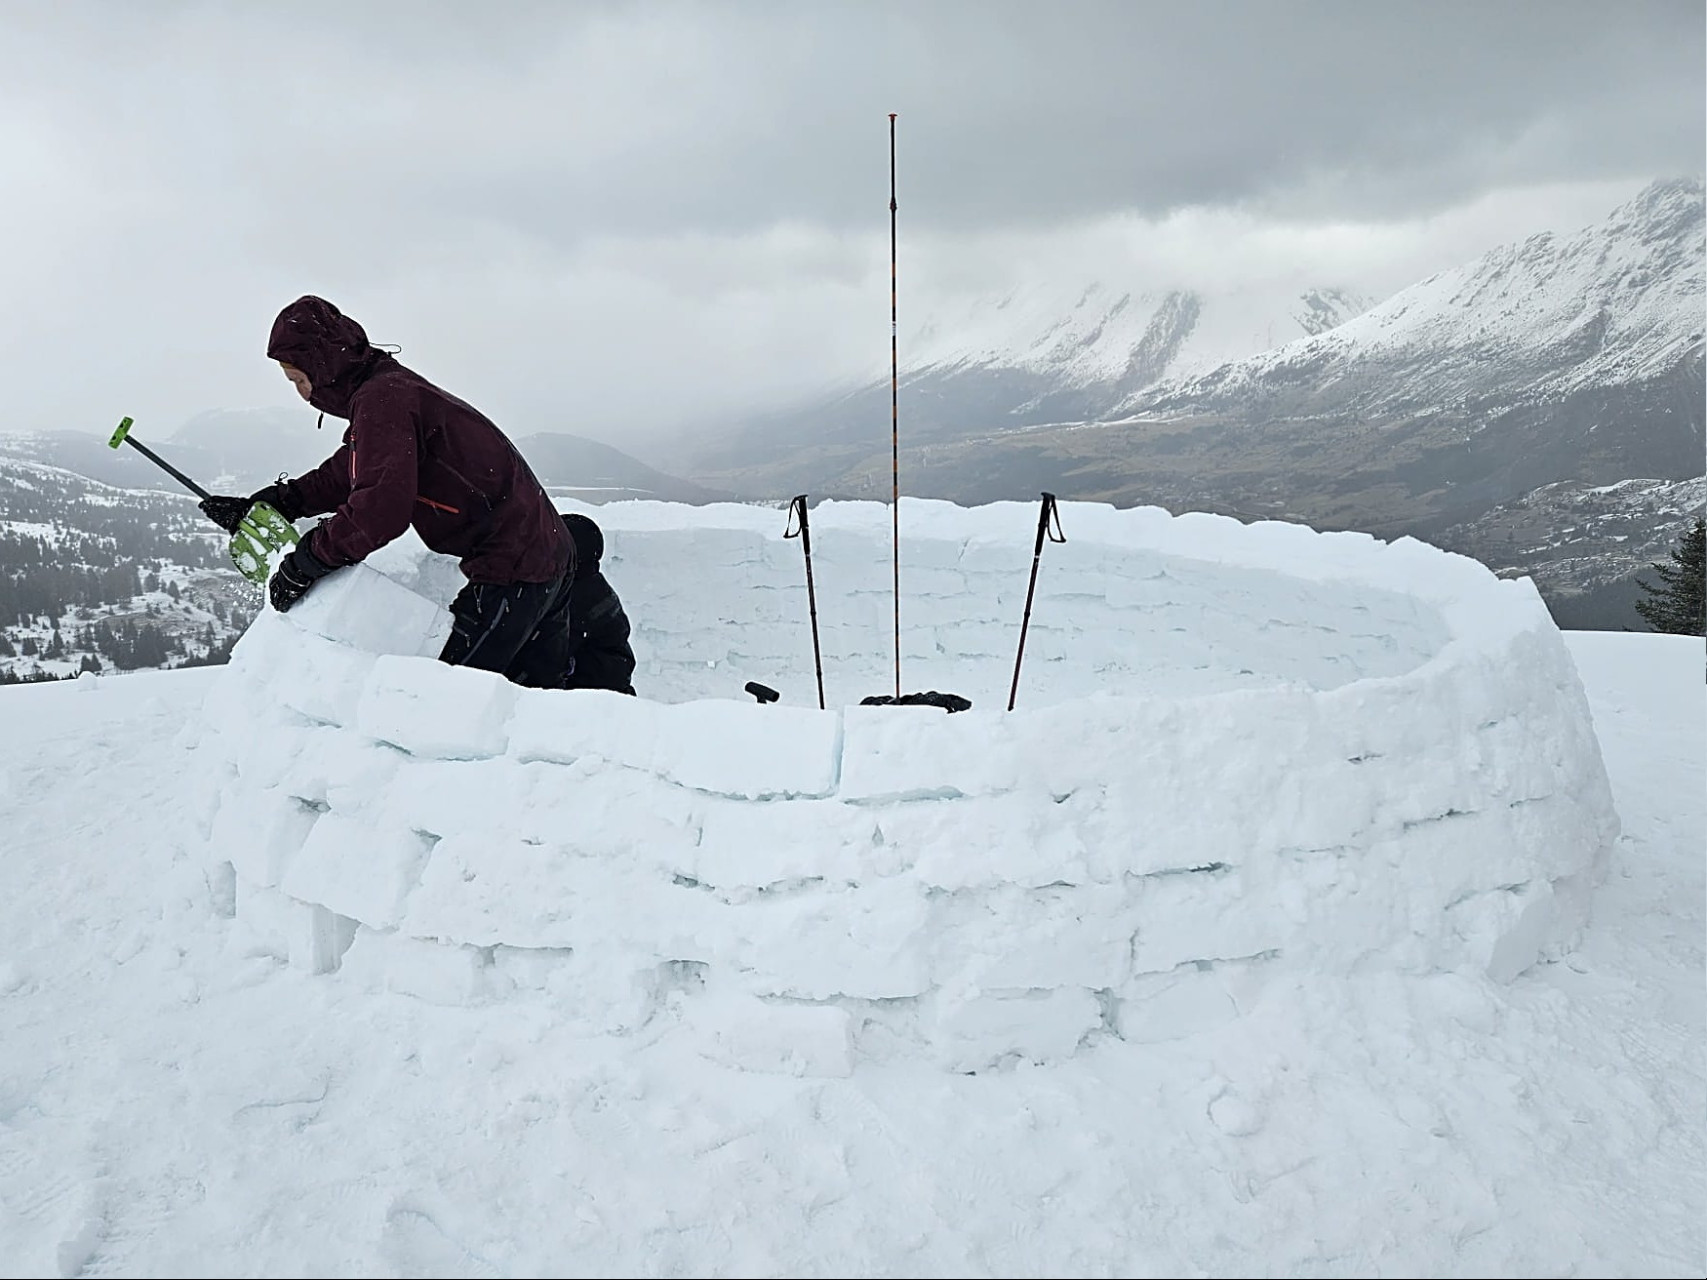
[0,1121,104,1279]
[380,1194,504,1280]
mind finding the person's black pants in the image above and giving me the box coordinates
[439,574,574,689]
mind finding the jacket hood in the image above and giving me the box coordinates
[266,296,385,418]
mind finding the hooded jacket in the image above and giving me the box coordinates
[266,296,572,585]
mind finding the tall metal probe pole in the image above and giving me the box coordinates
[888,111,901,699]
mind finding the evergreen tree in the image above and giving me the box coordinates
[1634,516,1705,636]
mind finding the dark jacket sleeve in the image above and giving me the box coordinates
[302,385,419,568]
[278,442,354,520]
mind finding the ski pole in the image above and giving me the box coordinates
[108,416,212,499]
[783,494,827,710]
[1007,492,1065,712]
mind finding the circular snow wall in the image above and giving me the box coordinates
[191,500,1617,1075]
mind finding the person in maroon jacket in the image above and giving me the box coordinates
[199,295,580,688]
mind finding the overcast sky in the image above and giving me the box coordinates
[0,0,1699,457]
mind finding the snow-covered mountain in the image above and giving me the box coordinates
[686,179,1701,505]
[675,179,1703,631]
[683,279,1372,481]
[1127,176,1704,424]
[896,278,1372,426]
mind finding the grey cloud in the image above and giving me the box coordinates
[4,1,1700,249]
[0,0,1698,442]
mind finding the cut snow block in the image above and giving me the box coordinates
[687,991,854,1078]
[929,986,1103,1072]
[281,813,436,930]
[507,686,661,769]
[231,878,357,974]
[275,630,380,728]
[690,798,874,890]
[1449,880,1560,984]
[931,885,1137,991]
[210,787,321,888]
[838,705,1021,801]
[510,692,840,799]
[734,878,932,1001]
[1126,870,1285,975]
[1115,965,1242,1044]
[655,699,839,797]
[283,560,452,658]
[339,928,492,1006]
[893,793,1097,889]
[356,655,518,759]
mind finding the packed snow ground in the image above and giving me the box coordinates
[0,502,1701,1277]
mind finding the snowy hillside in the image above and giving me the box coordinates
[0,416,726,509]
[0,497,1700,1276]
[1436,473,1707,629]
[0,453,258,682]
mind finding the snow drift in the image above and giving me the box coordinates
[186,499,1618,1074]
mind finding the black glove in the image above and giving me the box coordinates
[268,543,337,613]
[247,482,291,517]
[198,494,254,534]
[199,483,294,534]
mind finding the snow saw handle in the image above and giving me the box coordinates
[108,416,212,500]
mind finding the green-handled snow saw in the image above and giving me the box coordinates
[108,416,299,585]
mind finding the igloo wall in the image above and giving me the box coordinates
[188,499,1618,1075]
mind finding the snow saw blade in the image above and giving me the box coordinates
[230,502,300,585]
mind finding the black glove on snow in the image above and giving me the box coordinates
[198,494,254,534]
[267,543,336,613]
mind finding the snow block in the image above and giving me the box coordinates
[340,928,492,1005]
[229,879,357,974]
[210,787,320,889]
[1115,964,1244,1044]
[929,986,1103,1072]
[509,690,840,798]
[275,630,379,728]
[355,655,518,759]
[281,813,436,930]
[1126,870,1288,976]
[655,699,840,797]
[929,885,1138,991]
[1451,880,1561,984]
[687,991,855,1078]
[283,560,451,658]
[838,706,1021,801]
[688,798,875,890]
[399,834,714,952]
[731,878,933,1001]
